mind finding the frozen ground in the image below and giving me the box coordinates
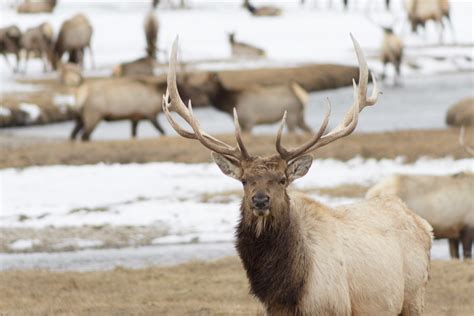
[2,71,473,139]
[1,157,472,269]
[0,0,472,93]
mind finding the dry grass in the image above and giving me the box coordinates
[1,128,473,169]
[0,258,472,315]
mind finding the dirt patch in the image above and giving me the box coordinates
[0,257,472,315]
[1,128,472,169]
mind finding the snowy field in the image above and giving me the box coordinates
[0,0,473,92]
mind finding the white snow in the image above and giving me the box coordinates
[52,238,104,250]
[18,102,41,123]
[1,158,472,245]
[0,106,12,117]
[8,239,40,251]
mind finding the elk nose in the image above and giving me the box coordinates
[252,194,270,210]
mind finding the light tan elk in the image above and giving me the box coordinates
[20,22,54,72]
[380,27,404,84]
[53,14,94,69]
[406,0,454,42]
[228,32,265,59]
[17,0,56,14]
[163,36,432,315]
[183,71,311,133]
[0,25,22,72]
[58,62,83,87]
[243,0,282,17]
[366,171,473,259]
[112,12,158,77]
[72,78,166,140]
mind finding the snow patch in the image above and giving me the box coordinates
[9,239,40,251]
[18,103,41,123]
[0,106,11,117]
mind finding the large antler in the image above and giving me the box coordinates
[276,34,381,162]
[162,37,250,161]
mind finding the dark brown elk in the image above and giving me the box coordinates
[163,36,432,315]
[53,14,94,69]
[112,12,158,77]
[17,0,56,14]
[72,78,165,140]
[20,22,54,72]
[0,25,22,72]
[228,32,265,59]
[243,0,282,16]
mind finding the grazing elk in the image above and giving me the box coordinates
[21,22,54,72]
[0,25,22,72]
[406,0,454,43]
[53,14,94,69]
[228,33,265,59]
[366,171,473,259]
[380,27,404,84]
[163,36,432,315]
[17,0,56,14]
[446,97,474,127]
[72,78,166,140]
[182,70,311,133]
[243,0,282,17]
[112,12,158,77]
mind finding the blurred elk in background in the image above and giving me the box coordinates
[0,25,22,72]
[184,71,312,133]
[17,0,56,14]
[243,0,282,16]
[71,78,166,141]
[20,22,54,72]
[406,0,454,43]
[446,97,474,128]
[53,13,94,69]
[366,169,473,259]
[163,36,432,315]
[228,32,265,59]
[112,12,159,77]
[380,26,404,84]
[58,61,83,87]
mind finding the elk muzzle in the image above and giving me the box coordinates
[252,193,270,216]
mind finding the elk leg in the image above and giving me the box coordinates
[461,227,473,259]
[131,120,139,138]
[87,45,96,69]
[448,238,460,259]
[381,62,387,81]
[23,51,30,73]
[81,113,101,141]
[70,117,84,140]
[149,117,165,135]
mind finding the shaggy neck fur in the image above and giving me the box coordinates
[235,194,310,315]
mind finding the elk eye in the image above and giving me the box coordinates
[241,179,247,186]
[279,177,286,185]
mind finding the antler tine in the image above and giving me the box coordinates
[233,108,250,159]
[163,36,246,160]
[275,35,380,161]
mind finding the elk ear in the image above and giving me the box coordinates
[287,155,312,182]
[211,152,242,180]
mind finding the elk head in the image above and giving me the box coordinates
[163,35,380,234]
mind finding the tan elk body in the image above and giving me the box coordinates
[188,73,311,133]
[163,36,432,315]
[71,78,165,140]
[17,0,56,14]
[366,172,474,259]
[228,33,265,59]
[53,14,94,69]
[381,27,403,83]
[0,25,22,72]
[406,0,453,42]
[21,22,54,72]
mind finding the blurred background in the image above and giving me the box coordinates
[0,0,473,314]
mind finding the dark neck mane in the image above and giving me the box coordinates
[235,199,309,313]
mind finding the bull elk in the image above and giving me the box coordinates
[0,25,22,72]
[366,171,473,260]
[163,36,432,315]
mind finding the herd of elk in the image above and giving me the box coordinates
[163,36,432,315]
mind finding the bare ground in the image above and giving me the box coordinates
[1,128,473,169]
[0,258,472,316]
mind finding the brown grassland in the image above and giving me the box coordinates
[0,258,473,315]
